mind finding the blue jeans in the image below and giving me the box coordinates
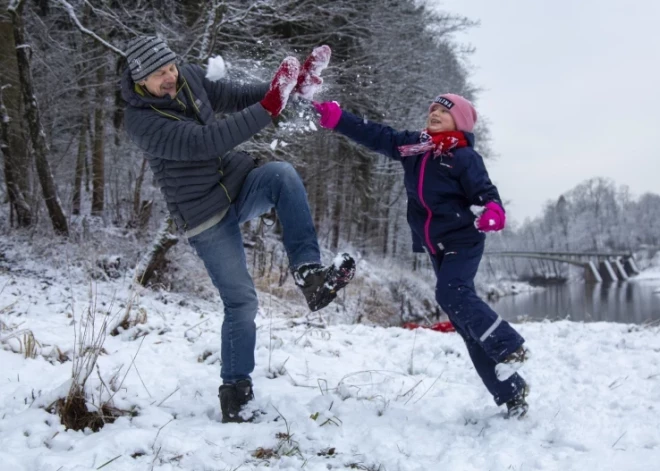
[188,162,321,383]
[430,240,526,405]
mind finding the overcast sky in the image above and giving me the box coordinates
[420,0,660,224]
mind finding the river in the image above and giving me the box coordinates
[488,277,660,324]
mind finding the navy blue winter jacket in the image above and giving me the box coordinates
[334,111,503,254]
[121,64,270,236]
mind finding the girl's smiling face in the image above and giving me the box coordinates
[426,103,457,133]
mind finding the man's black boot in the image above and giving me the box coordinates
[294,253,356,312]
[218,379,254,423]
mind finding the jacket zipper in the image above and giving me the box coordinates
[417,150,436,255]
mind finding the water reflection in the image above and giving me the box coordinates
[489,280,660,324]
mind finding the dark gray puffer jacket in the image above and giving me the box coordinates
[120,63,271,236]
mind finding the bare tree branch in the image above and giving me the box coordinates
[8,0,26,13]
[56,0,126,57]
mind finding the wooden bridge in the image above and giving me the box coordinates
[483,251,641,283]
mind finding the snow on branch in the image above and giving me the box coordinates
[82,0,141,36]
[57,0,126,57]
[7,0,26,12]
[197,0,221,61]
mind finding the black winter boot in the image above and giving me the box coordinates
[495,345,530,380]
[294,253,356,312]
[506,382,530,419]
[218,379,254,423]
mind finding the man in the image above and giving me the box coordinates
[120,36,355,423]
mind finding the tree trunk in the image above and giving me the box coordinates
[72,6,89,216]
[197,0,223,63]
[392,204,400,257]
[1,90,31,225]
[312,157,324,229]
[381,201,390,257]
[112,55,124,147]
[0,5,31,227]
[129,157,151,229]
[84,117,90,192]
[72,114,88,215]
[72,89,89,216]
[132,158,147,215]
[91,53,105,216]
[135,200,153,232]
[135,218,179,286]
[9,1,68,236]
[330,158,343,251]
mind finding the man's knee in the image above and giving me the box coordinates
[267,161,299,181]
[223,290,259,321]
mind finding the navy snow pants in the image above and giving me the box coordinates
[430,239,526,405]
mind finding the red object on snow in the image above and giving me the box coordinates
[402,321,455,333]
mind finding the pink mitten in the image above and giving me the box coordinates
[260,57,300,117]
[476,202,506,232]
[312,101,342,129]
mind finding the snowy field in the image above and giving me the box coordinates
[1,261,659,471]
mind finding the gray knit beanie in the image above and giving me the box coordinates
[125,36,177,82]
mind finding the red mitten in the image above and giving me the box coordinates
[294,45,331,100]
[297,74,323,101]
[260,57,300,117]
[476,202,506,232]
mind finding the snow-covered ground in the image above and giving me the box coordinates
[636,258,660,280]
[481,279,543,300]
[1,249,659,471]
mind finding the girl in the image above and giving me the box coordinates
[313,94,530,417]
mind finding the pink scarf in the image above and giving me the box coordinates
[398,130,468,158]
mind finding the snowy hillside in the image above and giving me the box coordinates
[1,239,659,470]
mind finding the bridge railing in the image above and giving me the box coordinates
[482,251,639,282]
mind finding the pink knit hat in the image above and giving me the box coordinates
[430,94,477,132]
